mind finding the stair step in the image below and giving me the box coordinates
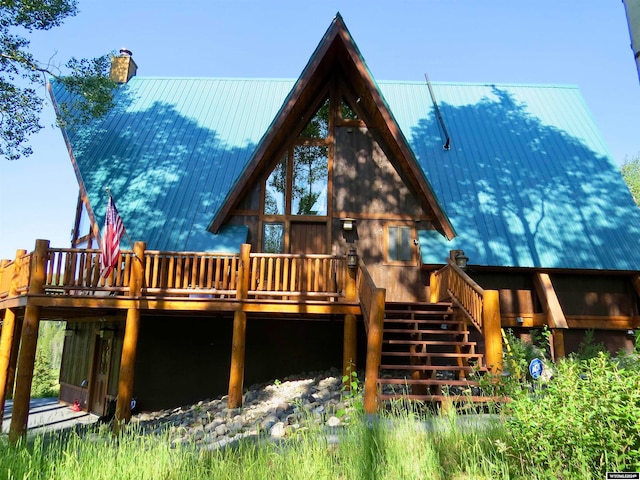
[378,394,508,403]
[383,339,476,346]
[382,352,484,359]
[384,316,462,325]
[379,364,485,372]
[383,328,470,335]
[377,378,480,386]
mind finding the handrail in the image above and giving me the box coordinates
[431,258,484,332]
[430,257,503,372]
[357,258,386,414]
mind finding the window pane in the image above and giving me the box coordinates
[341,98,358,120]
[388,226,399,261]
[299,98,329,139]
[292,145,328,216]
[263,223,284,253]
[264,155,287,215]
[388,226,412,262]
[399,226,412,261]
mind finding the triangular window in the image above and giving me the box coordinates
[299,98,329,139]
[340,98,358,120]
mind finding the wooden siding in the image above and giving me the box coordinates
[333,127,432,302]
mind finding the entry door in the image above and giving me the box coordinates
[89,335,112,416]
[290,222,327,292]
[290,221,327,254]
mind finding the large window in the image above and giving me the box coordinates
[292,145,328,216]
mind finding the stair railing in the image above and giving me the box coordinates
[430,258,502,373]
[357,258,386,414]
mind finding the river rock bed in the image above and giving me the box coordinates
[127,367,372,450]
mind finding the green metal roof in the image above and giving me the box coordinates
[51,77,640,269]
[378,81,640,270]
[51,77,294,251]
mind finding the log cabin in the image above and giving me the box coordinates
[2,13,640,440]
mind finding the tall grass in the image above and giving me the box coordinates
[1,406,510,480]
[2,344,639,479]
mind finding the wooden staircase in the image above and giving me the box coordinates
[376,301,496,406]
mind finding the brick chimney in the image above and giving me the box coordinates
[110,48,138,84]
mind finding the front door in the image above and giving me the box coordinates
[89,335,112,416]
[290,221,328,292]
[290,221,327,254]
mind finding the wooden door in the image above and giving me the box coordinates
[290,222,327,292]
[89,335,112,416]
[290,222,327,254]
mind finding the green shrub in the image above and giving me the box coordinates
[503,351,640,478]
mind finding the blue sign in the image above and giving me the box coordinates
[529,358,544,379]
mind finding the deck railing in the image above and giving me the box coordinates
[0,245,347,301]
[430,258,503,372]
[357,258,386,414]
[248,253,345,300]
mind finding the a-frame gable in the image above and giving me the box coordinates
[209,13,455,240]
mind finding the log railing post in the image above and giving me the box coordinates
[343,258,358,389]
[228,244,251,409]
[364,288,386,414]
[114,241,146,434]
[0,250,26,431]
[482,289,502,373]
[9,240,48,443]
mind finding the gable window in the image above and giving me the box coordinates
[385,224,416,264]
[292,145,328,216]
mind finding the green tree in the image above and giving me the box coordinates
[0,0,116,160]
[621,154,640,206]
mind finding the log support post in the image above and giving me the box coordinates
[9,240,48,443]
[482,289,503,374]
[0,251,26,430]
[228,244,251,409]
[551,329,566,361]
[113,241,145,434]
[342,260,357,389]
[363,288,386,414]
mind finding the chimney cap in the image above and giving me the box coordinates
[119,48,133,57]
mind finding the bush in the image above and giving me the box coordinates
[503,351,640,478]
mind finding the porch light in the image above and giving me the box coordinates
[342,218,356,231]
[455,251,469,269]
[347,247,358,269]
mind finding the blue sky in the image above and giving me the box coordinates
[0,0,639,259]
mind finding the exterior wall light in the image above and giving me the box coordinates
[455,251,469,269]
[347,247,358,269]
[342,218,356,231]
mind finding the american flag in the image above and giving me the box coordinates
[100,196,125,278]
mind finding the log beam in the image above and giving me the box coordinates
[483,289,502,373]
[228,244,251,409]
[364,288,385,414]
[533,272,568,329]
[342,314,357,388]
[0,251,26,430]
[9,240,48,443]
[114,241,145,434]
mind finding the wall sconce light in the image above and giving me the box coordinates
[627,329,636,337]
[455,251,469,269]
[347,247,358,269]
[517,317,524,325]
[342,218,356,231]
